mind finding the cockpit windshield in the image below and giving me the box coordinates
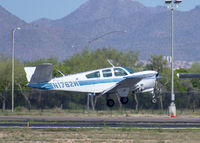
[123,67,134,74]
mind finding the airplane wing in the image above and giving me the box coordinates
[102,73,155,95]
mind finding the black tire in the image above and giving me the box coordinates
[151,98,157,104]
[120,97,129,104]
[107,99,115,107]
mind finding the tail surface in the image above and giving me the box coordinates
[24,63,52,84]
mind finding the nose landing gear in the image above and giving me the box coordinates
[151,88,161,104]
[151,97,157,104]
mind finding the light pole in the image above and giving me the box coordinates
[12,27,21,112]
[165,0,182,116]
[86,30,127,109]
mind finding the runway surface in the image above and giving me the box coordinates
[0,116,200,128]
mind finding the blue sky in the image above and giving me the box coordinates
[0,0,200,23]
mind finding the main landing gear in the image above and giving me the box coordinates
[106,97,129,107]
[106,99,115,107]
[120,97,129,104]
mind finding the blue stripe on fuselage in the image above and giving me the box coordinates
[49,78,123,89]
[79,78,123,86]
[27,83,53,90]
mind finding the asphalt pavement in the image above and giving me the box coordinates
[0,115,200,128]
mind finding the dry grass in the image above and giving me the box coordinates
[0,128,200,143]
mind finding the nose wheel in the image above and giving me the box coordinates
[151,98,157,104]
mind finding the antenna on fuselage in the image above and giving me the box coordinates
[107,59,115,67]
[57,70,65,77]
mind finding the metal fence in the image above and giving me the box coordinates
[0,89,200,111]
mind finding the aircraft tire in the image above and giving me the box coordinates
[120,97,129,104]
[107,99,115,107]
[151,98,157,104]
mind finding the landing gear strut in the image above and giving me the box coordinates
[151,92,157,104]
[152,86,161,104]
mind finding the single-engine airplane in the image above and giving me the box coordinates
[24,63,159,107]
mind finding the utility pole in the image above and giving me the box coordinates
[165,0,182,116]
[12,27,21,112]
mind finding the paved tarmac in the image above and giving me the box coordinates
[0,115,200,128]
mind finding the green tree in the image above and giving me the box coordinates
[0,55,26,110]
[146,55,167,72]
[63,47,140,74]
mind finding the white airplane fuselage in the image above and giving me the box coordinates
[28,67,157,95]
[25,64,159,106]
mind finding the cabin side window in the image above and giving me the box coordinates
[102,69,112,77]
[86,71,100,79]
[114,68,127,76]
